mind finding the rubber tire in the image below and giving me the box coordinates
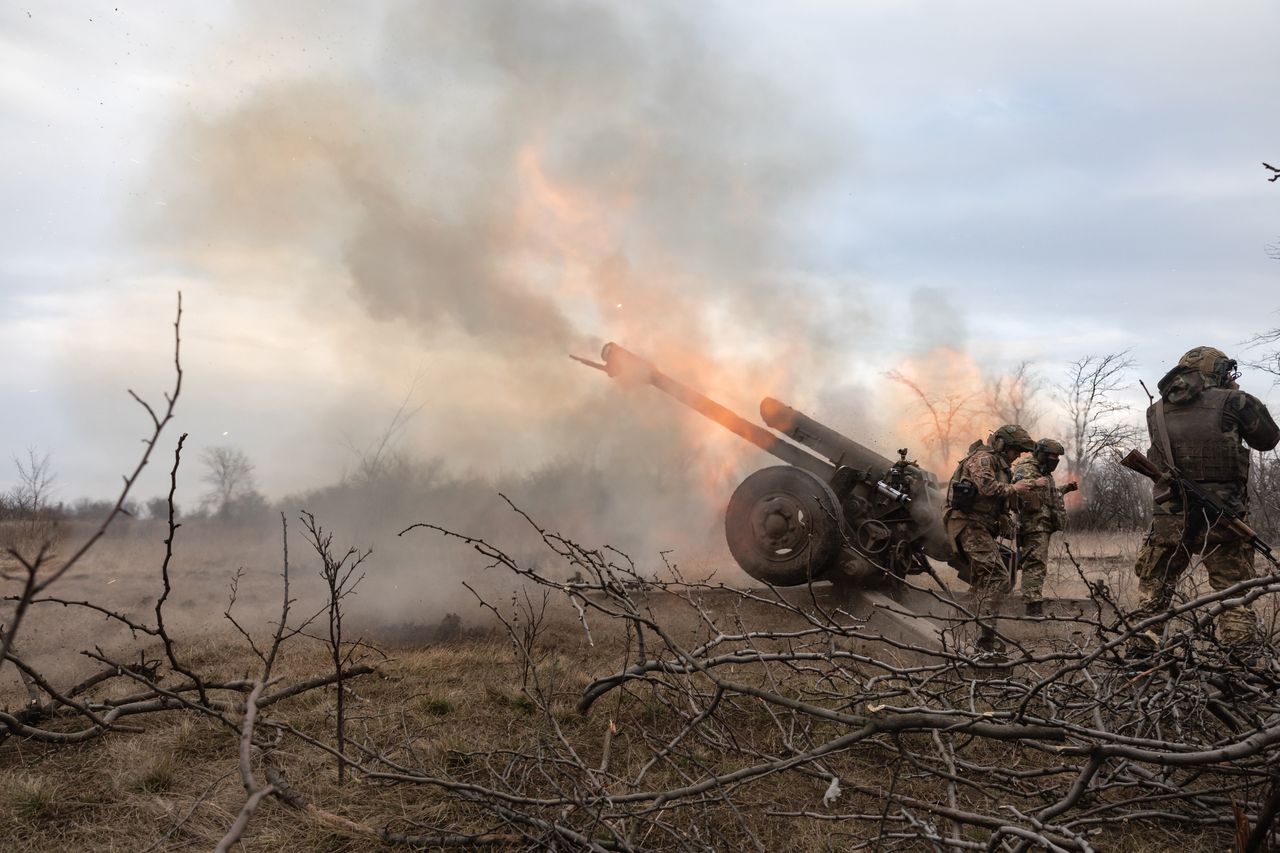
[724,466,844,586]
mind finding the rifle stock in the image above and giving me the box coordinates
[1119,449,1162,481]
[1119,449,1174,503]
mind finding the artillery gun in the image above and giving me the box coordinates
[575,342,954,589]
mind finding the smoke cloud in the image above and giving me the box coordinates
[151,2,844,350]
[142,1,866,584]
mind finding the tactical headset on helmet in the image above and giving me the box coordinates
[990,424,1036,453]
[1178,346,1239,388]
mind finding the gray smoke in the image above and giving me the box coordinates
[151,1,844,349]
[143,0,866,588]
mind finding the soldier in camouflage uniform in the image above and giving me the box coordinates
[1128,346,1279,657]
[945,424,1045,654]
[1012,439,1078,617]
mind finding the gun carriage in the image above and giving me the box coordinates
[577,342,954,588]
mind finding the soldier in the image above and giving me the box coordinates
[1012,439,1079,617]
[1128,346,1279,659]
[945,424,1046,655]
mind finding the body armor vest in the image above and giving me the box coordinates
[947,448,1010,517]
[1157,387,1248,484]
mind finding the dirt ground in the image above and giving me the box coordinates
[0,520,1247,851]
[1,519,1141,698]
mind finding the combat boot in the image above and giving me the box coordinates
[1124,629,1161,665]
[975,626,1008,662]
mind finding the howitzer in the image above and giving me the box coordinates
[576,342,954,587]
[1119,449,1278,566]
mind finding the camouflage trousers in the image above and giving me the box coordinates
[1132,514,1258,648]
[1018,530,1051,604]
[951,520,1011,626]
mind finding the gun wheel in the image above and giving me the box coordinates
[725,466,844,586]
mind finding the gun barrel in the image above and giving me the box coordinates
[598,343,835,480]
[760,397,895,476]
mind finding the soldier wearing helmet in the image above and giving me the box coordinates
[1012,438,1079,617]
[1178,346,1242,391]
[1128,346,1279,659]
[945,423,1046,656]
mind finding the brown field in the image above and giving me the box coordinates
[0,519,1266,851]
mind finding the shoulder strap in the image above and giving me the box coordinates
[952,448,980,480]
[1153,401,1177,473]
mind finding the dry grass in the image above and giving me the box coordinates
[0,628,1236,852]
[0,523,1259,850]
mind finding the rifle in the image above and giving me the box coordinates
[1119,449,1278,566]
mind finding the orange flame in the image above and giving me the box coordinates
[511,143,795,507]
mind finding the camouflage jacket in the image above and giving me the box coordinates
[945,444,1018,529]
[1012,456,1066,534]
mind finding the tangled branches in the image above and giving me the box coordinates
[391,501,1280,851]
[1,296,379,848]
[7,405,1280,851]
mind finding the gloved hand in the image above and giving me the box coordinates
[1012,477,1048,495]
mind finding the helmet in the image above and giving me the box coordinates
[1035,438,1065,457]
[990,424,1036,453]
[1034,438,1064,472]
[1178,346,1238,387]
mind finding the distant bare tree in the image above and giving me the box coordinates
[1241,323,1280,379]
[1056,352,1147,530]
[1076,454,1152,530]
[1266,162,1278,259]
[9,448,56,516]
[200,446,258,519]
[985,360,1041,433]
[1240,313,1280,531]
[342,378,424,485]
[886,370,974,467]
[1058,352,1140,480]
[65,497,139,521]
[145,495,177,520]
[1251,450,1280,540]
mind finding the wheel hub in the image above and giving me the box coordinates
[750,494,810,559]
[725,465,844,586]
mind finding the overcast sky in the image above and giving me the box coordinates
[2,1,1278,506]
